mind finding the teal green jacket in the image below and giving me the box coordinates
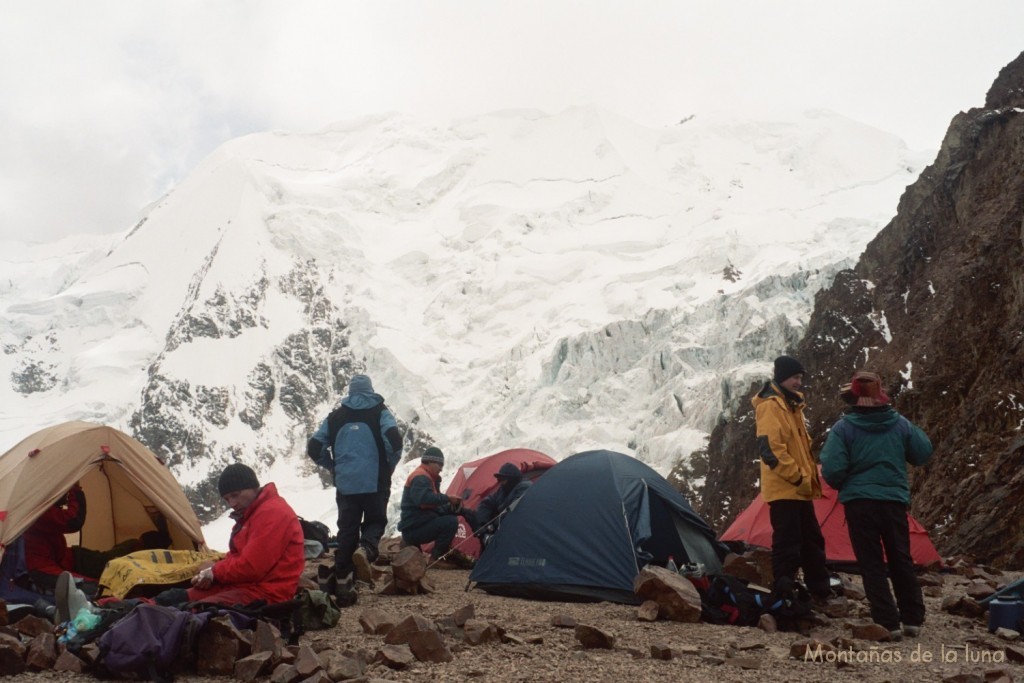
[819,407,932,505]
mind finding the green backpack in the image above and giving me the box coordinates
[297,588,340,630]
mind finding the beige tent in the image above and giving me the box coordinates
[0,421,206,562]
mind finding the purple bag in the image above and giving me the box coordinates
[98,604,209,682]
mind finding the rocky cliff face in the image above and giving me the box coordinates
[696,52,1024,567]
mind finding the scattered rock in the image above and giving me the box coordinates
[1003,644,1024,663]
[840,576,866,601]
[790,638,833,660]
[234,651,274,682]
[463,618,499,646]
[574,624,615,649]
[632,565,703,622]
[358,608,399,636]
[253,619,283,659]
[197,614,247,676]
[984,668,1014,683]
[14,615,51,638]
[298,671,332,683]
[849,621,894,641]
[25,632,57,671]
[269,662,302,683]
[383,614,436,645]
[967,581,997,601]
[407,629,453,663]
[650,643,674,660]
[377,644,415,670]
[637,600,660,622]
[758,613,777,633]
[552,614,577,628]
[451,604,475,627]
[322,650,365,681]
[52,650,86,673]
[293,644,323,677]
[994,627,1020,641]
[392,547,427,587]
[721,549,773,586]
[0,636,25,677]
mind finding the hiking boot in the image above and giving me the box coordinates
[449,551,476,569]
[334,572,357,608]
[317,564,336,593]
[887,629,903,642]
[54,571,91,624]
[352,546,373,585]
[903,624,921,638]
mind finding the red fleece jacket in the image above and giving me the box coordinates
[190,482,305,605]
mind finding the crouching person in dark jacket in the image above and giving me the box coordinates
[398,448,464,563]
[470,463,532,550]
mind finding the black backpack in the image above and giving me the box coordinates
[299,517,332,548]
[701,574,813,627]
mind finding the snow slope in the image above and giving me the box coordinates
[0,107,929,549]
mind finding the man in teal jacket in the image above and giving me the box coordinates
[820,371,933,640]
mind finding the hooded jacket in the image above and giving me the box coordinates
[753,381,821,502]
[307,375,403,495]
[819,407,932,504]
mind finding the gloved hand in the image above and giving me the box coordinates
[446,494,463,511]
[796,475,813,498]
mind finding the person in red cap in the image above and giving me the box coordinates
[820,371,933,640]
[753,355,831,603]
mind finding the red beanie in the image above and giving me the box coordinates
[850,371,891,407]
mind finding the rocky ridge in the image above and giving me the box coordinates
[695,51,1024,567]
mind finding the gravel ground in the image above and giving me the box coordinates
[7,557,1022,683]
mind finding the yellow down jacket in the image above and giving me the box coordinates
[752,381,821,503]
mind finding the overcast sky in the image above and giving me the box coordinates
[1,1,1022,244]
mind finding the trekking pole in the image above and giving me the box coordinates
[426,507,511,570]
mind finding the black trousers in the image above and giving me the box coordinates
[768,499,830,597]
[844,499,925,630]
[401,516,459,560]
[334,489,389,579]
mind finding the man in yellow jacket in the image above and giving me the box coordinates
[753,355,830,600]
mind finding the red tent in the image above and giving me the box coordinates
[720,467,942,568]
[442,448,556,560]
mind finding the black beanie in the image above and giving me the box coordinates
[773,355,806,384]
[218,463,260,496]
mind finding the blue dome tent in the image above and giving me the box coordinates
[470,450,727,603]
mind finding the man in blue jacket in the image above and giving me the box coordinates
[307,374,403,605]
[820,371,933,640]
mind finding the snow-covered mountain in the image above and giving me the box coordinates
[0,106,928,549]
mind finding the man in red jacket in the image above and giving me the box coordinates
[185,464,305,606]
